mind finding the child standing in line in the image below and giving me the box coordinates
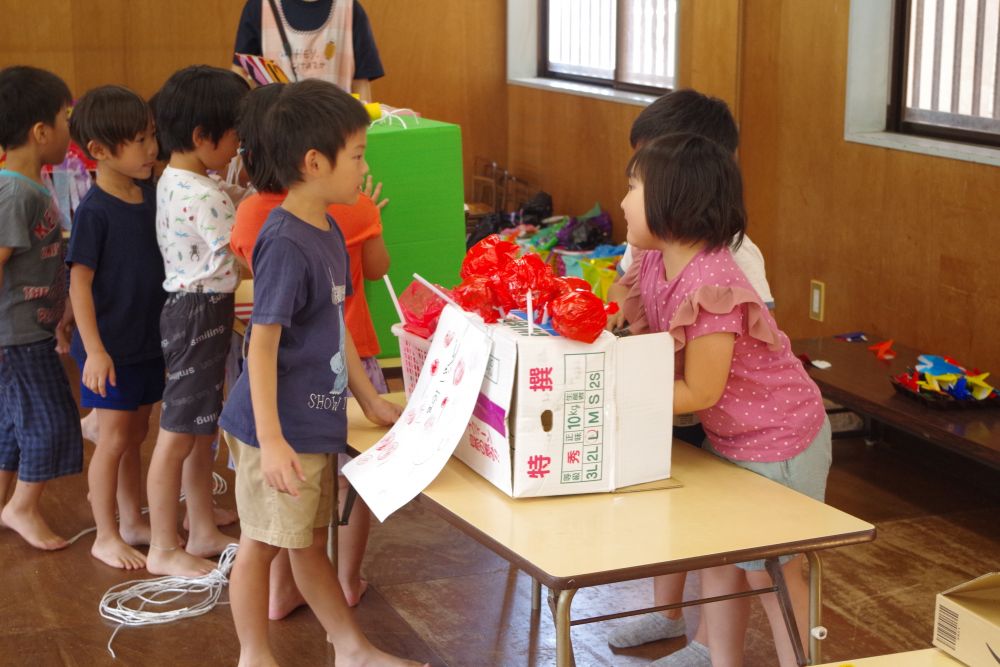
[145,65,250,577]
[619,133,831,667]
[228,83,389,618]
[218,79,423,667]
[0,66,81,551]
[67,85,164,570]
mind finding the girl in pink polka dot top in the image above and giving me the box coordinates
[619,132,832,667]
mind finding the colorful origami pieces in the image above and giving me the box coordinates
[868,339,896,360]
[835,331,868,342]
[892,354,998,404]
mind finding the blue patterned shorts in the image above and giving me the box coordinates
[0,339,83,482]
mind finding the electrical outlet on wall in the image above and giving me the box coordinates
[809,280,825,321]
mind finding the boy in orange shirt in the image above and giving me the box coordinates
[229,82,389,617]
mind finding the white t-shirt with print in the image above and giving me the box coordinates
[156,166,239,294]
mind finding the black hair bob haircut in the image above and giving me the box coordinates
[238,83,286,194]
[626,133,746,252]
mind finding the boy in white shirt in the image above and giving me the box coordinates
[145,65,250,577]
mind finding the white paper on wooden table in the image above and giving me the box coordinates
[343,305,492,521]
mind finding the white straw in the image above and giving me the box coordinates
[383,274,405,323]
[526,290,533,336]
[412,272,462,309]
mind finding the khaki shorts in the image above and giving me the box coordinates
[226,433,334,549]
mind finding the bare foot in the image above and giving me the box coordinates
[333,645,430,667]
[119,521,152,547]
[0,503,69,551]
[237,653,280,667]
[268,580,307,620]
[146,545,216,577]
[185,529,236,558]
[183,504,238,531]
[341,578,369,608]
[91,535,146,569]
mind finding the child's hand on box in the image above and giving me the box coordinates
[362,396,403,427]
[605,281,628,331]
[261,437,306,497]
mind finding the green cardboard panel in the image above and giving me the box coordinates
[362,118,466,358]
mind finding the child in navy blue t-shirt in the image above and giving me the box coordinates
[67,85,164,570]
[219,80,423,667]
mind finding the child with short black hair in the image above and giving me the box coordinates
[67,84,164,570]
[219,79,423,667]
[621,133,831,667]
[0,65,81,551]
[145,65,250,577]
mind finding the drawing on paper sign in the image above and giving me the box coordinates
[342,305,493,522]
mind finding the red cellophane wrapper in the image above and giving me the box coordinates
[549,290,609,343]
[452,276,500,323]
[460,234,519,281]
[554,276,593,295]
[494,253,559,312]
[399,280,449,338]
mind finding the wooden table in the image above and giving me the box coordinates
[347,396,875,666]
[792,337,1000,469]
[814,648,962,666]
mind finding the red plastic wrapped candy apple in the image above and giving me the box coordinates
[453,275,500,323]
[460,234,519,281]
[494,253,559,313]
[549,289,610,343]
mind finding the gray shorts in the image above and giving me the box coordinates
[159,292,234,435]
[703,416,832,571]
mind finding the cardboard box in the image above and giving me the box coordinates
[362,118,467,358]
[454,319,674,497]
[932,572,1000,666]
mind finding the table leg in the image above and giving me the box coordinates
[532,578,541,611]
[807,551,824,664]
[554,588,578,667]
[328,471,338,564]
[764,558,807,667]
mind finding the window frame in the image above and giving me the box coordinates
[537,0,673,97]
[887,0,1000,149]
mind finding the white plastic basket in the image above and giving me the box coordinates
[390,323,432,398]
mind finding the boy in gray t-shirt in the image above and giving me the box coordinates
[0,66,82,551]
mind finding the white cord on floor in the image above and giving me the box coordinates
[99,542,239,659]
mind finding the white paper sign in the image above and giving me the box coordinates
[343,306,492,521]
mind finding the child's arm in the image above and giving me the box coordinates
[673,332,736,414]
[345,329,402,426]
[69,264,116,396]
[361,235,390,280]
[55,293,74,355]
[0,247,11,290]
[248,322,306,496]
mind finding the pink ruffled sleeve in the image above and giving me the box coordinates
[619,248,649,334]
[668,284,782,352]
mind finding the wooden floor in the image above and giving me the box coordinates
[1,362,999,666]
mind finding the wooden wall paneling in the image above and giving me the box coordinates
[0,0,76,92]
[69,0,127,94]
[506,85,640,238]
[678,0,742,112]
[739,0,1000,372]
[363,0,507,195]
[123,0,244,97]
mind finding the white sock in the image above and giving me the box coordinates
[650,640,711,667]
[606,612,686,648]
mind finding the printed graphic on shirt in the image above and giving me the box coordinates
[327,265,349,397]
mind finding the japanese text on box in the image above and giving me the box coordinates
[561,352,605,484]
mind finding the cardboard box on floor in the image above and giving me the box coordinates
[932,572,1000,666]
[453,318,674,497]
